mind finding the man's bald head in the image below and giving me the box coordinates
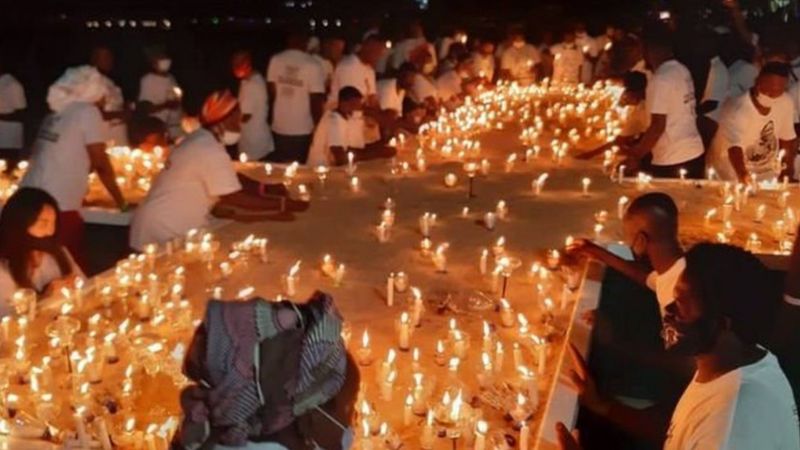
[624,192,679,241]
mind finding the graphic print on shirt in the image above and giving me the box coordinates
[278,65,303,98]
[747,120,776,175]
[36,115,60,143]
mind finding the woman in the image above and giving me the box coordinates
[0,188,84,315]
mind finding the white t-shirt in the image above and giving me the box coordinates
[98,73,128,146]
[436,71,463,103]
[646,60,704,166]
[138,72,182,138]
[129,128,242,250]
[267,49,326,136]
[312,54,334,88]
[410,74,439,104]
[575,33,598,85]
[709,92,797,181]
[550,43,584,85]
[702,57,731,122]
[307,110,352,167]
[377,79,405,114]
[665,351,800,450]
[0,74,26,149]
[500,44,541,82]
[22,102,104,211]
[621,102,651,138]
[389,38,437,71]
[728,60,758,99]
[0,250,84,317]
[645,257,685,316]
[788,82,800,124]
[471,53,496,81]
[238,72,274,160]
[329,54,377,105]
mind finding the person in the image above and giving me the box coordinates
[574,22,598,85]
[129,90,306,251]
[138,47,183,140]
[470,38,496,83]
[557,243,800,450]
[314,35,346,90]
[128,109,168,154]
[550,27,585,85]
[437,54,475,107]
[696,35,731,149]
[437,26,468,61]
[0,59,26,166]
[499,28,541,83]
[621,27,705,179]
[90,46,128,146]
[307,86,395,167]
[569,192,684,315]
[388,20,437,74]
[267,30,326,163]
[407,46,439,113]
[232,50,274,161]
[0,188,84,316]
[726,43,759,99]
[376,63,415,134]
[21,65,126,267]
[708,62,797,183]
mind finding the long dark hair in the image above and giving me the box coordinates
[0,188,73,290]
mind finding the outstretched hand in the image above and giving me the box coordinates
[555,422,582,450]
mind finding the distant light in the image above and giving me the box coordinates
[162,19,171,29]
[309,19,316,27]
[104,20,112,28]
[322,19,329,27]
[129,20,137,28]
[118,19,126,27]
[211,17,220,25]
[265,17,272,24]
[335,19,342,27]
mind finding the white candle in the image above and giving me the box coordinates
[500,298,515,327]
[74,407,90,448]
[484,212,497,230]
[475,421,488,450]
[444,173,458,187]
[333,264,346,286]
[434,340,447,366]
[386,273,395,306]
[581,177,591,196]
[513,342,523,367]
[496,200,508,219]
[381,370,396,401]
[618,196,629,220]
[519,422,530,450]
[97,417,113,450]
[532,335,547,374]
[398,312,411,351]
[420,411,435,449]
[356,330,373,366]
[411,288,424,327]
[479,248,489,275]
[404,394,414,426]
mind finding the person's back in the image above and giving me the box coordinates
[22,102,100,212]
[501,43,540,82]
[0,73,26,157]
[267,49,324,137]
[330,54,376,102]
[307,110,349,167]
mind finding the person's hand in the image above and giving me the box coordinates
[555,423,582,450]
[44,275,77,298]
[580,309,597,327]
[566,238,604,260]
[566,343,610,415]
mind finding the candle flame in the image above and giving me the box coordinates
[361,330,370,348]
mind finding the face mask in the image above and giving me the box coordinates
[756,92,776,109]
[662,313,719,356]
[512,40,525,49]
[157,58,172,72]
[221,130,241,145]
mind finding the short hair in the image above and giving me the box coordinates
[625,192,679,238]
[397,62,417,75]
[623,70,647,93]
[642,23,673,51]
[338,86,363,103]
[682,243,779,345]
[760,61,790,79]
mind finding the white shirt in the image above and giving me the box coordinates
[389,38,437,71]
[645,257,685,316]
[138,72,182,138]
[702,57,731,122]
[129,128,242,250]
[436,71,463,103]
[329,54,377,104]
[550,43,584,85]
[267,49,326,136]
[728,60,759,99]
[646,60,704,166]
[410,74,438,104]
[621,102,651,138]
[307,110,352,167]
[238,72,274,160]
[22,102,105,211]
[471,53,496,81]
[377,79,405,114]
[500,44,541,82]
[709,92,796,181]
[665,351,799,450]
[98,72,128,146]
[575,33,598,85]
[0,250,84,317]
[312,54,335,87]
[0,74,26,149]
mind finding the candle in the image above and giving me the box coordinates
[532,335,547,374]
[518,366,539,405]
[519,421,530,450]
[618,164,626,183]
[513,342,523,367]
[546,249,560,269]
[432,243,448,272]
[420,411,435,449]
[321,254,336,277]
[461,206,470,218]
[404,394,414,426]
[478,351,494,387]
[381,370,396,401]
[500,298,515,327]
[704,208,718,227]
[420,237,433,255]
[474,421,488,450]
[346,151,355,173]
[333,264,346,286]
[97,417,113,450]
[479,248,489,275]
[496,200,509,219]
[411,347,421,372]
[395,272,408,292]
[350,176,360,192]
[377,221,390,243]
[452,331,467,359]
[74,406,90,448]
[434,340,447,366]
[6,394,18,417]
[484,212,497,230]
[419,213,433,236]
[386,273,395,306]
[581,177,591,196]
[398,312,411,351]
[444,173,458,187]
[411,288,424,327]
[755,204,767,223]
[284,261,301,296]
[357,330,373,366]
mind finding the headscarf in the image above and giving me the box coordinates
[46,65,108,113]
[200,90,238,126]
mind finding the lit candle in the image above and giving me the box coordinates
[350,176,360,192]
[444,173,458,187]
[404,394,414,426]
[519,421,530,450]
[496,200,509,220]
[284,261,301,297]
[321,254,336,277]
[513,342,523,367]
[581,177,591,196]
[411,347,421,372]
[500,298,515,328]
[484,212,497,230]
[532,334,547,374]
[386,273,395,306]
[398,312,411,351]
[411,288,424,327]
[546,249,561,269]
[333,264,346,286]
[356,330,373,366]
[432,243,449,273]
[377,221,390,243]
[380,370,396,401]
[74,406,90,448]
[618,195,629,220]
[755,204,767,223]
[434,340,447,366]
[395,272,408,292]
[420,411,435,449]
[475,421,488,450]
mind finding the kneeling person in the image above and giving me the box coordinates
[307,86,395,167]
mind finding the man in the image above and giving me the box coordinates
[232,50,274,161]
[575,22,598,85]
[388,20,437,74]
[437,54,475,107]
[267,31,326,164]
[313,35,346,90]
[90,46,128,146]
[130,90,306,250]
[376,63,416,134]
[470,38,496,83]
[622,27,704,178]
[709,62,796,183]
[437,26,468,61]
[550,28,584,85]
[569,192,684,315]
[408,46,439,114]
[138,47,183,140]
[307,86,395,167]
[557,244,799,450]
[499,28,541,84]
[22,66,126,266]
[0,58,26,166]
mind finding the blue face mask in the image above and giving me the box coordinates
[311,406,354,450]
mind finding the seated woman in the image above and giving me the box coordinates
[130,90,309,251]
[0,188,84,315]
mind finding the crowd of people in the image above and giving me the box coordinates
[0,1,797,449]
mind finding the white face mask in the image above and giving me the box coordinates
[222,130,241,145]
[756,92,777,109]
[157,58,172,72]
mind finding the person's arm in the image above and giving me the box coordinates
[267,82,277,126]
[568,239,651,286]
[87,143,126,210]
[626,113,666,164]
[310,93,325,125]
[779,138,797,179]
[727,146,750,182]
